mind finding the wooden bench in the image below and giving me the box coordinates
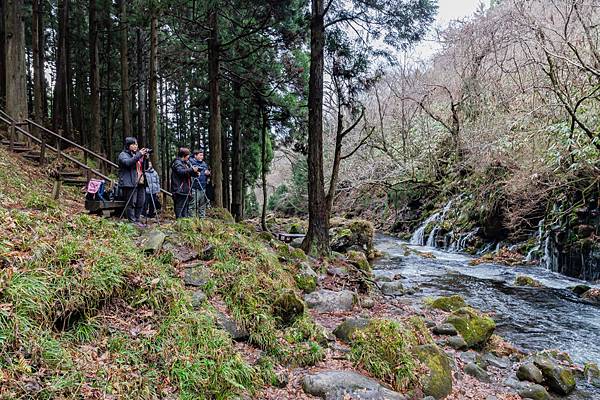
[276,232,305,243]
[85,199,126,216]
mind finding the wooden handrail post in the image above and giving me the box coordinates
[57,129,63,160]
[40,131,47,166]
[9,120,15,151]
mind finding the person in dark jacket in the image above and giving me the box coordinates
[118,137,149,225]
[143,162,162,218]
[189,149,210,218]
[171,147,199,219]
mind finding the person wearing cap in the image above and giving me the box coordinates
[189,149,211,218]
[118,137,149,225]
[170,147,199,219]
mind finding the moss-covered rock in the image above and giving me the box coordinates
[272,290,305,327]
[444,307,495,349]
[349,318,433,392]
[584,362,600,388]
[346,250,371,272]
[412,344,453,399]
[333,317,370,343]
[206,207,235,223]
[514,275,543,288]
[533,355,576,395]
[330,219,374,257]
[295,262,318,293]
[427,295,467,312]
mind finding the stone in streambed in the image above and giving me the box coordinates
[517,363,544,384]
[518,383,551,400]
[444,307,495,349]
[480,353,511,369]
[346,250,371,272]
[380,280,404,295]
[333,317,370,343]
[514,275,543,288]
[428,295,467,312]
[533,356,576,395]
[412,344,453,399]
[584,362,600,388]
[568,284,591,296]
[432,323,458,336]
[304,289,355,312]
[445,336,468,350]
[464,362,490,383]
[301,370,406,399]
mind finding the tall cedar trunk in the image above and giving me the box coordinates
[0,0,5,108]
[103,4,113,161]
[260,105,268,231]
[137,28,146,145]
[53,0,72,139]
[208,8,223,207]
[89,0,101,153]
[119,0,131,139]
[222,118,230,210]
[148,14,159,174]
[32,0,45,124]
[302,0,329,256]
[325,109,344,217]
[231,80,243,221]
[5,0,28,121]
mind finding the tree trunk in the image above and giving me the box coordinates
[260,105,269,231]
[148,13,159,174]
[53,0,72,139]
[137,28,146,145]
[32,0,45,124]
[231,80,243,221]
[89,0,101,153]
[302,0,329,256]
[222,117,230,210]
[119,0,131,139]
[208,8,223,207]
[5,0,28,121]
[0,0,5,108]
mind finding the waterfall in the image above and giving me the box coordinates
[410,199,454,246]
[525,219,545,263]
[543,233,560,272]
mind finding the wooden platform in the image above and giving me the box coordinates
[276,232,305,243]
[85,199,126,216]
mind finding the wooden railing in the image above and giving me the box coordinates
[0,109,171,196]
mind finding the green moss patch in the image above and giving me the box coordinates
[426,295,467,312]
[445,307,496,349]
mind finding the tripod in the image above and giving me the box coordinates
[118,162,158,225]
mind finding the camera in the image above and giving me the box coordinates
[146,148,153,154]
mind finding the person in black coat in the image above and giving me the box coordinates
[170,147,199,219]
[118,137,149,224]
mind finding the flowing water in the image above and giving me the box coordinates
[374,235,600,367]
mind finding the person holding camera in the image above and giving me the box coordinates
[190,149,211,218]
[118,137,149,225]
[171,147,199,219]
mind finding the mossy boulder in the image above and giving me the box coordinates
[427,295,467,312]
[274,242,307,262]
[584,362,600,388]
[272,290,305,327]
[349,318,433,393]
[518,383,551,400]
[346,250,371,272]
[444,307,495,349]
[330,219,374,257]
[206,207,235,223]
[412,344,453,399]
[295,262,318,293]
[515,275,543,288]
[533,356,576,395]
[517,363,544,384]
[333,317,370,343]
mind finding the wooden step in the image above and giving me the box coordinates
[1,140,28,147]
[60,171,83,178]
[62,178,88,186]
[23,153,41,161]
[10,146,32,153]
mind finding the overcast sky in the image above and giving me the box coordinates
[413,0,484,61]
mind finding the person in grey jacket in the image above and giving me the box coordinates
[170,147,199,219]
[143,162,161,218]
[118,137,149,225]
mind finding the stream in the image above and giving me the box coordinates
[374,235,600,368]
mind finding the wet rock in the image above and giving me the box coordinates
[480,353,511,369]
[518,383,551,400]
[465,362,490,383]
[514,275,543,288]
[412,344,453,399]
[304,289,355,312]
[215,312,249,341]
[380,280,404,295]
[428,295,467,312]
[373,272,393,282]
[445,336,468,350]
[191,290,207,308]
[272,290,305,326]
[360,297,376,309]
[584,362,600,388]
[533,356,576,395]
[301,370,406,400]
[582,288,600,304]
[296,262,318,293]
[432,323,458,336]
[183,267,211,287]
[333,317,371,343]
[444,307,495,349]
[517,363,543,384]
[346,250,371,272]
[568,284,591,296]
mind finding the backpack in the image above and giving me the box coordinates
[86,179,106,201]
